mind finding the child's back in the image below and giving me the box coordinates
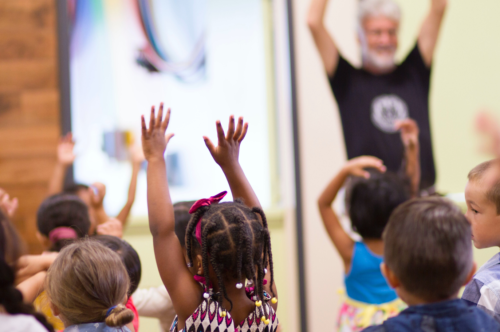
[363,197,500,332]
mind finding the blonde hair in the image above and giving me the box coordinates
[45,239,134,327]
[358,0,401,25]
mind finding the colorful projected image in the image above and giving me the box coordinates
[68,0,272,217]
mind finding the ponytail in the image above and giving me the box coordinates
[104,304,134,327]
[0,259,55,332]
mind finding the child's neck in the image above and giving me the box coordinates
[401,290,459,307]
[212,280,256,327]
[363,238,384,256]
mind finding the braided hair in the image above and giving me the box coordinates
[184,200,275,319]
[0,211,55,332]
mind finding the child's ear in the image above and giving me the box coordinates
[380,263,400,289]
[49,302,60,317]
[464,262,477,286]
[36,232,51,251]
[196,254,203,275]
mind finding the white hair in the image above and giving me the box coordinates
[358,0,401,25]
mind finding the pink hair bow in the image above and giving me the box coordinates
[189,191,227,245]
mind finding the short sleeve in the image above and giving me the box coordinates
[328,55,356,101]
[476,281,500,323]
[400,43,431,85]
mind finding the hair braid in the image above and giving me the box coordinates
[200,219,214,297]
[253,207,276,298]
[185,206,209,267]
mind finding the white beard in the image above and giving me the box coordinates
[359,31,396,72]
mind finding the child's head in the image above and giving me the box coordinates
[46,239,134,328]
[36,194,90,252]
[382,197,475,304]
[92,235,142,297]
[465,159,500,249]
[185,200,274,309]
[173,201,197,248]
[347,170,410,239]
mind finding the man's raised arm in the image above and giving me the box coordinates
[307,0,339,76]
[418,0,447,67]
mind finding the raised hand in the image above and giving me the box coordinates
[343,156,386,179]
[476,111,500,157]
[203,115,248,169]
[96,218,123,238]
[141,103,174,162]
[0,188,18,218]
[129,143,145,166]
[395,119,419,148]
[57,132,76,166]
[90,182,106,209]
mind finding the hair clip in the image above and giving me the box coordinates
[221,310,227,317]
[255,300,262,307]
[203,292,210,299]
[261,316,270,325]
[271,297,278,304]
[236,283,243,289]
[187,262,193,268]
[264,268,268,274]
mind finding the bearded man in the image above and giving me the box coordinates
[308,0,447,192]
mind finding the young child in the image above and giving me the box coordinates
[462,159,500,322]
[0,210,55,332]
[363,197,500,331]
[45,239,135,332]
[36,194,91,252]
[93,235,142,332]
[318,120,419,331]
[141,104,278,331]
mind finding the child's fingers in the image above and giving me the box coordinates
[165,133,175,145]
[203,136,216,154]
[149,106,156,134]
[226,115,235,140]
[162,108,171,131]
[238,123,249,143]
[233,117,243,139]
[141,115,148,138]
[156,103,164,128]
[216,121,226,144]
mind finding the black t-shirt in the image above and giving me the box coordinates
[329,43,435,189]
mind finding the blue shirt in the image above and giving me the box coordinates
[345,242,397,304]
[362,299,500,332]
[64,323,132,332]
[462,252,500,323]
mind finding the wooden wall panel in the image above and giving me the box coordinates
[0,0,60,253]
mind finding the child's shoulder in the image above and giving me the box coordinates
[474,252,500,284]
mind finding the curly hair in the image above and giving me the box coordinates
[184,200,274,319]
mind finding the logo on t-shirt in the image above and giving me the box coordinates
[370,94,409,133]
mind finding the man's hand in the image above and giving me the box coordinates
[96,218,123,238]
[343,156,386,179]
[0,188,18,218]
[57,132,76,166]
[203,116,248,170]
[141,103,174,162]
[395,119,419,149]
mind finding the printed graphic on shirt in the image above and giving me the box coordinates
[370,94,409,133]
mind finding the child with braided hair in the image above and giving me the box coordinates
[141,103,279,332]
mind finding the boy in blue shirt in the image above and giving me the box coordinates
[462,159,500,322]
[363,197,500,332]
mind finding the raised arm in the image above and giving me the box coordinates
[116,144,144,224]
[395,119,421,197]
[16,271,46,303]
[141,104,201,321]
[47,133,75,196]
[203,116,260,209]
[318,157,386,271]
[307,0,339,76]
[418,0,447,67]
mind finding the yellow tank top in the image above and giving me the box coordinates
[34,291,65,331]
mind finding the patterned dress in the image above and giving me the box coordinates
[170,287,278,332]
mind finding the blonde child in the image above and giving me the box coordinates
[45,239,135,332]
[141,104,279,331]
